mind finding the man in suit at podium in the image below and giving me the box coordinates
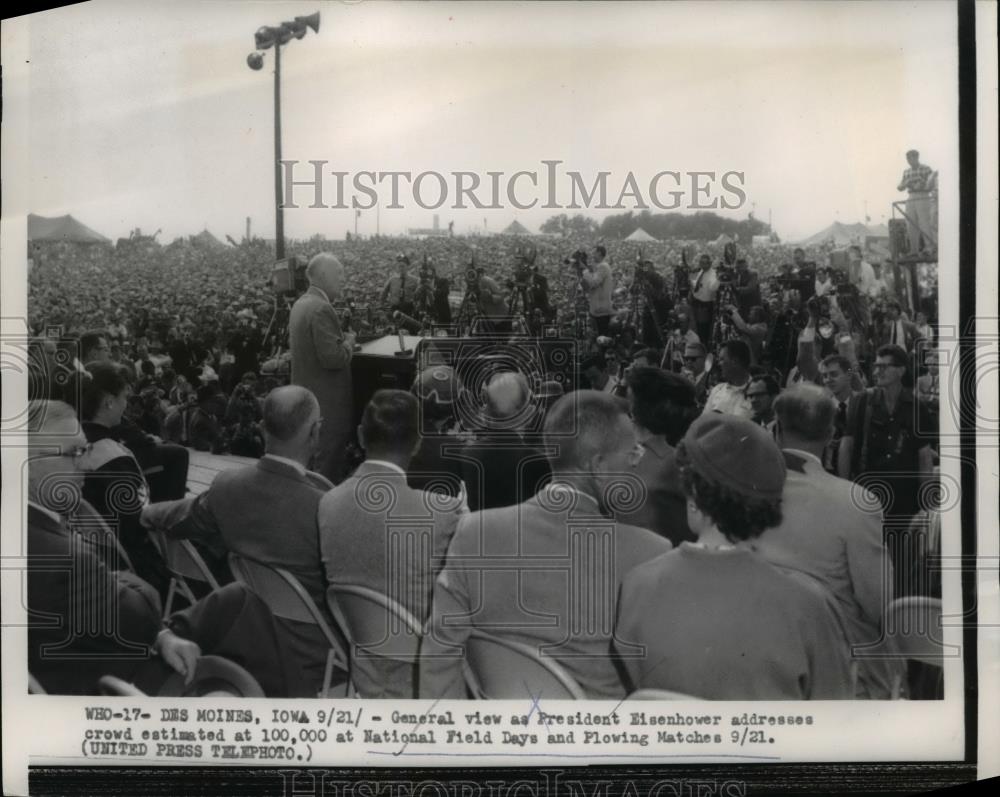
[289,253,357,483]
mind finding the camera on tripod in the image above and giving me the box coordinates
[563,249,588,273]
[270,256,307,296]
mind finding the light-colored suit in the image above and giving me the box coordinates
[143,455,337,692]
[419,484,671,699]
[750,448,902,698]
[318,460,465,698]
[289,286,354,483]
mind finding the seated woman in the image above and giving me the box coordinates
[70,363,165,591]
[614,413,853,700]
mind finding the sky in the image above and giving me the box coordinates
[10,0,959,243]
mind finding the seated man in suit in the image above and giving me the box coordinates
[615,413,853,700]
[319,390,466,697]
[615,367,700,547]
[750,384,903,699]
[407,365,467,498]
[460,371,552,511]
[26,400,283,695]
[141,385,338,695]
[420,391,672,700]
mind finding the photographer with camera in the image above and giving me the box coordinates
[579,244,614,337]
[723,303,768,366]
[689,253,719,346]
[381,253,418,316]
[732,258,761,318]
[632,259,673,347]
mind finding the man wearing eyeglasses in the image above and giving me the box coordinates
[680,342,710,407]
[838,345,935,596]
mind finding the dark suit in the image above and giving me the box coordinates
[615,436,694,548]
[420,485,671,699]
[143,455,337,692]
[459,432,552,511]
[319,461,464,697]
[28,502,162,695]
[289,286,354,483]
[876,318,918,352]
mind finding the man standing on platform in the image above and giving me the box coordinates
[896,149,936,257]
[289,253,356,483]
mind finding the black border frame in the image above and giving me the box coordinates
[22,0,984,794]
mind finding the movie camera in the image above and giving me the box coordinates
[563,249,588,274]
[270,255,308,296]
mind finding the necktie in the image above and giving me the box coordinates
[694,270,705,295]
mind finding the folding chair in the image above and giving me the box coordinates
[228,553,348,698]
[326,584,425,697]
[884,596,946,699]
[146,528,220,619]
[97,675,148,696]
[462,631,587,700]
[157,654,266,697]
[627,688,703,700]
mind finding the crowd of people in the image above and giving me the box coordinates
[25,224,943,702]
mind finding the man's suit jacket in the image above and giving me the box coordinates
[144,455,337,690]
[615,436,694,548]
[459,432,552,511]
[319,461,464,697]
[28,502,162,695]
[876,318,918,352]
[749,449,902,698]
[419,485,671,699]
[288,286,354,482]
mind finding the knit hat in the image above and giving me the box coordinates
[677,413,786,500]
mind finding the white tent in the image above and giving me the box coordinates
[625,227,657,242]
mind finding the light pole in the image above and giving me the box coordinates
[247,12,320,261]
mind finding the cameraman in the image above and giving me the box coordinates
[732,258,761,318]
[635,260,673,347]
[689,254,719,346]
[475,267,508,317]
[381,254,418,316]
[724,304,768,366]
[529,265,552,321]
[581,245,614,336]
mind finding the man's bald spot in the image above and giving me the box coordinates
[485,371,530,418]
[307,252,344,289]
[262,385,320,441]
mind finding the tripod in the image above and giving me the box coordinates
[572,276,589,340]
[456,286,483,336]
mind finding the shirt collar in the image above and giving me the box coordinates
[308,285,331,304]
[361,459,407,477]
[782,447,823,468]
[262,453,307,476]
[543,482,601,510]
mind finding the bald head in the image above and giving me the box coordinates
[307,253,345,298]
[262,386,320,445]
[774,383,836,449]
[484,371,531,422]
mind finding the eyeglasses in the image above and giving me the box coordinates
[682,355,700,362]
